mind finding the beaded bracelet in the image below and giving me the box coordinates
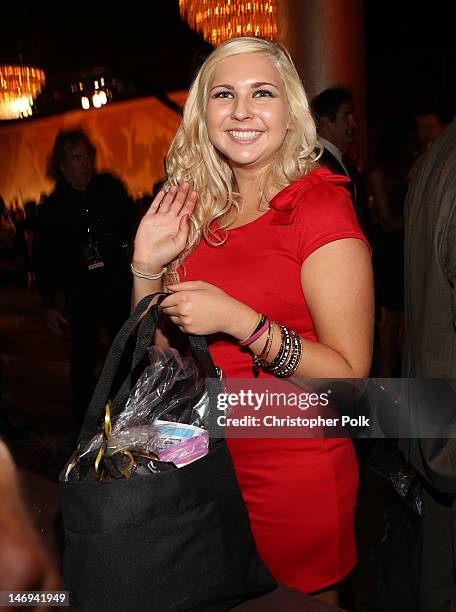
[131,263,167,280]
[261,324,303,378]
[267,324,292,372]
[274,333,302,378]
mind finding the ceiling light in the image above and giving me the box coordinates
[179,0,277,46]
[0,64,45,120]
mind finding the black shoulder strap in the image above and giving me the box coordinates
[79,294,160,444]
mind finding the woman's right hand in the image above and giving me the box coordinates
[133,182,198,271]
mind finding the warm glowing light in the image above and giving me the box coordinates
[0,64,45,120]
[92,93,102,109]
[77,77,110,110]
[179,0,277,46]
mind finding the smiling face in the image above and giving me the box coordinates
[205,53,290,175]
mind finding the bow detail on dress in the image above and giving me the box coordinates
[269,166,351,225]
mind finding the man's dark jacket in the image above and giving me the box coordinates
[319,147,371,239]
[402,119,456,612]
[34,173,134,309]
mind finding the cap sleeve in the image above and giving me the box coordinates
[292,180,370,263]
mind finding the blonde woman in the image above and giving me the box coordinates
[132,37,373,604]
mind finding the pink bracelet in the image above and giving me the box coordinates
[239,318,269,347]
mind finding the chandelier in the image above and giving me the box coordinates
[0,64,45,120]
[179,0,277,46]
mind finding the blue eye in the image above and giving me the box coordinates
[254,89,274,98]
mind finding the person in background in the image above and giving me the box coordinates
[368,118,414,376]
[23,201,39,262]
[0,197,16,291]
[407,110,446,183]
[33,130,134,428]
[312,87,371,239]
[14,200,38,286]
[415,109,446,154]
[402,116,456,611]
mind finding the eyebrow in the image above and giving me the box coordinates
[210,81,280,91]
[251,81,280,89]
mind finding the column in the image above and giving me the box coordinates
[277,0,366,159]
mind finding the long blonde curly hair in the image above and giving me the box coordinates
[165,36,319,273]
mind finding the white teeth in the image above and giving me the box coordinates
[229,130,261,139]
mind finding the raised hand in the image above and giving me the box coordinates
[133,182,197,271]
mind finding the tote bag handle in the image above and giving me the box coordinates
[79,293,219,444]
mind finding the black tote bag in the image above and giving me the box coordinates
[59,294,276,612]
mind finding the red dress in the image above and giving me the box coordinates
[179,167,369,593]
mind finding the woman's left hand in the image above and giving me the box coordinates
[161,280,257,338]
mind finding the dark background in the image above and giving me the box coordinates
[364,1,455,121]
[0,1,454,122]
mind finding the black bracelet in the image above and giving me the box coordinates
[252,314,267,337]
